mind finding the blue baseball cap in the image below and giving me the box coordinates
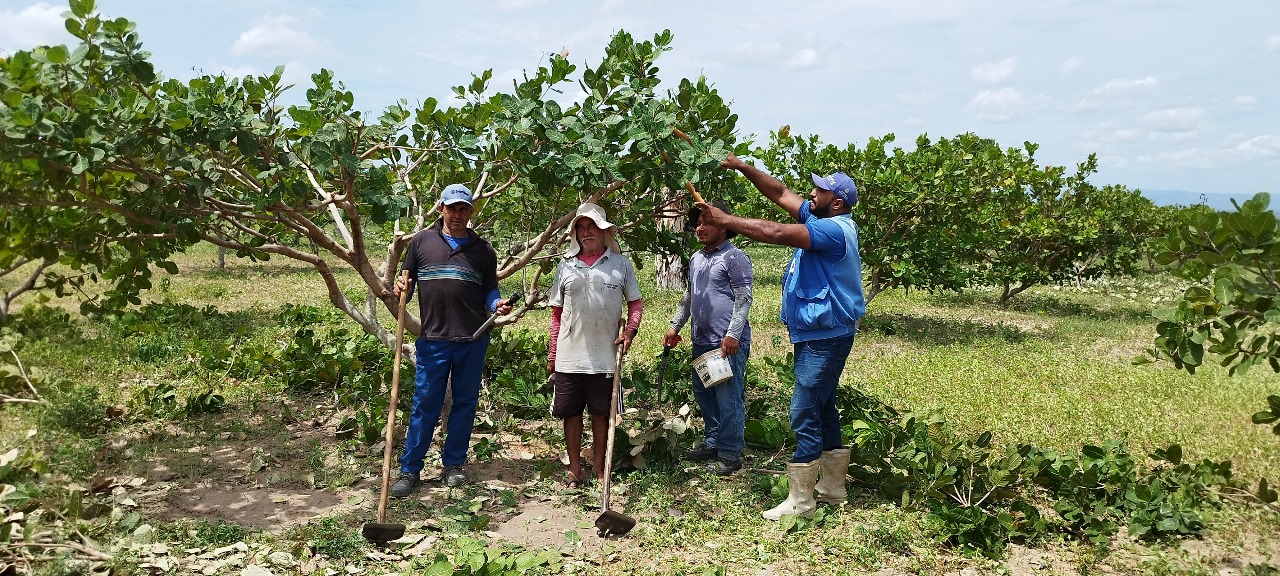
[811,172,858,206]
[439,183,473,206]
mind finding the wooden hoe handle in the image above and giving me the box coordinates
[376,270,411,524]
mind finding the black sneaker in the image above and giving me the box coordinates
[686,443,717,462]
[389,473,419,498]
[443,465,467,487]
[710,458,741,476]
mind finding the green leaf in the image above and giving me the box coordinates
[10,106,36,128]
[45,45,69,64]
[423,558,453,576]
[1156,444,1182,465]
[69,0,95,18]
[65,17,84,38]
[1254,411,1280,425]
[1258,478,1279,503]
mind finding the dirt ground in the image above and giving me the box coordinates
[114,401,639,558]
[104,400,1275,576]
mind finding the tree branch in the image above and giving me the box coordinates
[303,167,355,251]
[2,257,55,320]
[0,257,33,280]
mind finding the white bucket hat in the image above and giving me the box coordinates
[565,202,622,257]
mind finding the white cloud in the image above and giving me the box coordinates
[897,92,935,106]
[1137,135,1280,171]
[217,64,260,78]
[1235,95,1258,108]
[1095,76,1158,93]
[231,15,325,58]
[1059,57,1083,74]
[725,41,782,60]
[414,47,482,69]
[971,57,1017,83]
[1141,107,1204,132]
[0,2,67,55]
[495,0,548,12]
[1075,77,1158,112]
[969,87,1048,121]
[1147,130,1199,143]
[1082,125,1141,146]
[1267,34,1280,51]
[1237,134,1280,156]
[1104,156,1132,170]
[786,48,819,70]
[1113,129,1138,141]
[720,41,824,71]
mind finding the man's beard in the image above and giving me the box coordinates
[809,200,832,218]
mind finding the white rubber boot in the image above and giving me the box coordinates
[762,461,819,521]
[815,447,851,504]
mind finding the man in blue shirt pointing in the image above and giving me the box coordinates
[699,154,866,520]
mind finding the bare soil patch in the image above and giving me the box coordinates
[114,400,647,551]
[155,482,362,528]
[488,497,594,550]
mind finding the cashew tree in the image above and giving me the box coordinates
[752,130,1012,304]
[1147,192,1280,375]
[749,129,1153,306]
[971,152,1157,304]
[0,0,742,349]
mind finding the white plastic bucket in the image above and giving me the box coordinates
[693,349,734,388]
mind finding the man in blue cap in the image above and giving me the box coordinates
[391,183,515,496]
[700,154,866,520]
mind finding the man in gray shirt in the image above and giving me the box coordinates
[664,201,753,476]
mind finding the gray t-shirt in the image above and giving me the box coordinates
[548,248,642,373]
[677,240,753,347]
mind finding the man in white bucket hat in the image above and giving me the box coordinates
[546,202,643,487]
[664,200,753,477]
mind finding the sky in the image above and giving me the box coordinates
[1,0,1278,199]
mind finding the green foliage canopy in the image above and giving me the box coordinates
[750,130,1156,304]
[1148,192,1280,375]
[0,2,740,348]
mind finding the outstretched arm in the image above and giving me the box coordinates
[721,153,807,220]
[697,203,812,249]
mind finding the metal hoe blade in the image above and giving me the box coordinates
[595,510,636,537]
[361,522,405,544]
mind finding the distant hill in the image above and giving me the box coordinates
[1140,189,1260,211]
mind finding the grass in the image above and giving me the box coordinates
[2,241,1279,575]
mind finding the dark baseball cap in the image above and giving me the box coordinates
[811,172,858,206]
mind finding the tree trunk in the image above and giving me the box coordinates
[217,245,227,269]
[655,254,684,290]
[655,190,686,290]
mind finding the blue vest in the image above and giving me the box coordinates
[780,205,866,343]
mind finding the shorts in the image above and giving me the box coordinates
[551,372,613,418]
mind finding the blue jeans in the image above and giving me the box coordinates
[399,336,488,474]
[790,334,855,464]
[691,340,749,461]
